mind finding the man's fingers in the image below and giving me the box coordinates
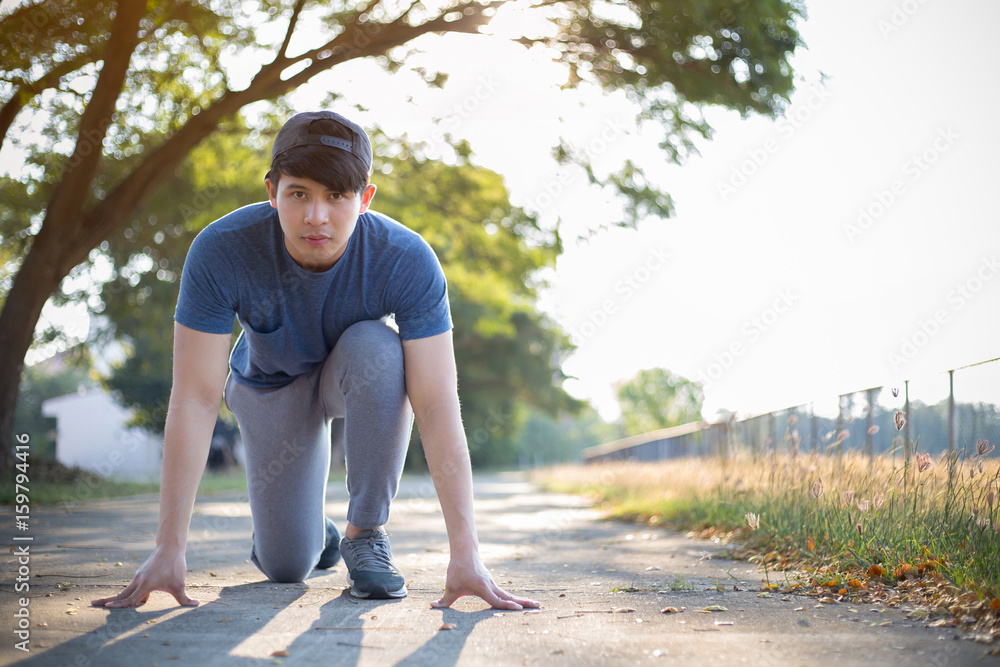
[91,581,138,608]
[104,596,137,609]
[492,585,540,610]
[431,591,458,608]
[482,586,522,611]
[508,595,540,608]
[169,584,199,607]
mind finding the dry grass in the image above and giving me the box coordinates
[533,447,1000,642]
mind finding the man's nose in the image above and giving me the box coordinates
[304,201,329,224]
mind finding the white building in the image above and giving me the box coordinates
[42,388,162,480]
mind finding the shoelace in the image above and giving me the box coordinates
[346,533,396,572]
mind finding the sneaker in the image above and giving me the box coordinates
[315,517,342,570]
[340,529,407,599]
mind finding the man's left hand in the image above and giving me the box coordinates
[431,553,540,610]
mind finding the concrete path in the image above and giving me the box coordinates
[1,472,994,666]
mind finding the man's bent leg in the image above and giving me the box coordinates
[226,373,331,583]
[320,319,412,530]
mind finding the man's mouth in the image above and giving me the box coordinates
[304,235,331,247]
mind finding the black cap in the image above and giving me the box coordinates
[271,111,373,172]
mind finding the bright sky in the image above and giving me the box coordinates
[11,0,1000,422]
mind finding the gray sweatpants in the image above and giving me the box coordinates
[224,319,412,583]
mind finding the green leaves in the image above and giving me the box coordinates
[616,368,703,436]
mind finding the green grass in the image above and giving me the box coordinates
[1,464,254,506]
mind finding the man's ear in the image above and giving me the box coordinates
[359,183,377,214]
[265,178,278,209]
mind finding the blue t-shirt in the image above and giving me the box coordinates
[175,202,452,388]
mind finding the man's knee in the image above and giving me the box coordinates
[253,548,316,584]
[337,320,404,386]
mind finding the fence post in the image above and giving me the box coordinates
[865,388,875,461]
[810,402,817,454]
[948,370,955,454]
[904,380,911,463]
[836,394,845,466]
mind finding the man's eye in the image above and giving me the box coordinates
[329,193,343,200]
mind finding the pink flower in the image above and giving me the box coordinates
[894,411,905,431]
[892,387,899,398]
[811,480,824,499]
[868,425,879,436]
[857,498,870,512]
[916,453,933,473]
[842,490,855,506]
[746,513,760,530]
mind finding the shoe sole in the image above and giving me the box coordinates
[347,575,407,599]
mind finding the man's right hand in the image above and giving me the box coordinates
[91,545,199,609]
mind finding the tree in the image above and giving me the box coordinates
[0,0,804,467]
[616,367,703,435]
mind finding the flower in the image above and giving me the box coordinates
[986,489,995,506]
[856,522,864,536]
[857,498,870,512]
[894,411,905,431]
[811,480,824,499]
[746,513,760,530]
[976,439,995,457]
[838,429,850,441]
[916,453,933,473]
[892,387,899,398]
[788,415,798,426]
[842,490,855,505]
[867,425,879,435]
[873,492,886,510]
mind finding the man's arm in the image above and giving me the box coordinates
[92,322,231,609]
[402,331,539,611]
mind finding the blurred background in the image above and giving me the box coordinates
[2,0,997,483]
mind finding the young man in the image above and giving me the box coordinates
[92,111,538,611]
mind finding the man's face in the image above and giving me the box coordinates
[266,174,376,272]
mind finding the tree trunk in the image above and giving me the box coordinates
[0,231,74,477]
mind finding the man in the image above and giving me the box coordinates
[92,111,538,611]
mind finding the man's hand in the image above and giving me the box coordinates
[431,552,540,611]
[91,545,199,609]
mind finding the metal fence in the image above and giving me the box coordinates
[582,357,1000,463]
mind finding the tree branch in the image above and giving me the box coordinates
[0,51,100,151]
[39,0,145,245]
[70,0,509,266]
[278,0,307,60]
